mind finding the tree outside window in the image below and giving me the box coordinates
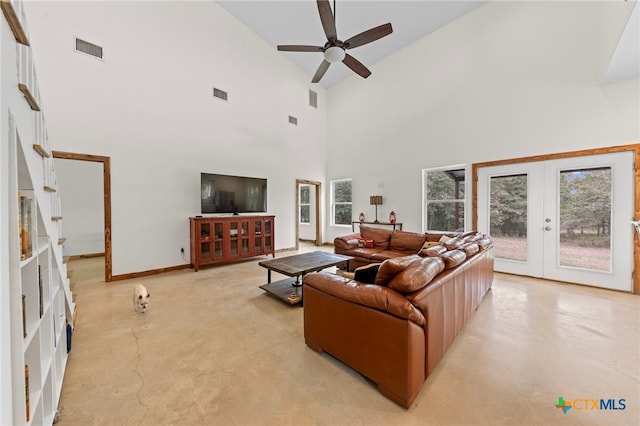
[423,167,467,232]
[331,179,352,226]
[299,185,310,224]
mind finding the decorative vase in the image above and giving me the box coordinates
[389,211,396,224]
[359,212,365,223]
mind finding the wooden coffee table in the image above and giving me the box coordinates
[258,251,353,305]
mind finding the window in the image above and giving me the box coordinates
[299,185,310,224]
[331,178,352,226]
[422,166,467,232]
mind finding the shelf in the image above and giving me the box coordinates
[18,83,40,111]
[32,144,50,158]
[0,0,29,45]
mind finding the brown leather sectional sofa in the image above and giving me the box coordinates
[302,226,494,408]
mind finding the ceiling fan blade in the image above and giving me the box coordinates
[317,0,337,41]
[344,23,393,50]
[277,45,324,52]
[312,60,331,83]
[342,54,371,79]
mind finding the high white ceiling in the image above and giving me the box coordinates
[218,0,639,89]
[218,1,487,88]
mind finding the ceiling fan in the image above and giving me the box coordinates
[277,0,393,83]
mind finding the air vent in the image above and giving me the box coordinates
[288,116,298,125]
[213,88,228,101]
[309,90,318,108]
[75,38,103,60]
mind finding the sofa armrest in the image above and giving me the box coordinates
[303,272,425,326]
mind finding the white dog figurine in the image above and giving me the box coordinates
[133,284,150,313]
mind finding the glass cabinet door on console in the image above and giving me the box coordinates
[253,219,263,254]
[241,220,250,255]
[213,221,225,259]
[229,220,239,257]
[264,218,273,253]
[198,221,213,262]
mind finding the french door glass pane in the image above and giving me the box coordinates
[559,167,611,272]
[489,174,528,261]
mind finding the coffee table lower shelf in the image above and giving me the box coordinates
[259,278,303,305]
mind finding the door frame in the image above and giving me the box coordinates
[295,179,322,249]
[472,143,640,295]
[52,151,113,282]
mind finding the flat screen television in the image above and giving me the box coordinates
[201,173,267,214]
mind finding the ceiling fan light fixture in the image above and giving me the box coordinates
[324,46,345,63]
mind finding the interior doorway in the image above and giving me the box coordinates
[52,151,113,282]
[295,179,321,249]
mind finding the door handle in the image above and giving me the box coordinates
[545,226,552,231]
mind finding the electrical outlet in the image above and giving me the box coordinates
[180,248,184,254]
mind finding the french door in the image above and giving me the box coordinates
[477,152,634,291]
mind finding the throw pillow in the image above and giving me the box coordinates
[374,255,422,285]
[353,263,381,284]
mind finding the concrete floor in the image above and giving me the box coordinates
[58,243,639,425]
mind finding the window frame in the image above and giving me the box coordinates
[330,178,352,227]
[422,165,470,233]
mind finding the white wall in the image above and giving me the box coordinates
[25,1,328,275]
[55,158,104,256]
[325,1,639,242]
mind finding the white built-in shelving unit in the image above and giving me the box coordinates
[1,0,75,424]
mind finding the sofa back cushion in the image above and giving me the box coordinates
[461,242,480,257]
[387,257,445,293]
[440,249,467,269]
[421,244,447,257]
[375,255,422,285]
[360,226,393,249]
[389,230,427,254]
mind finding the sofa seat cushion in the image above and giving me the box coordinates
[375,255,422,285]
[360,226,393,249]
[338,247,384,260]
[389,230,426,254]
[303,272,426,326]
[387,257,445,293]
[370,250,409,262]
